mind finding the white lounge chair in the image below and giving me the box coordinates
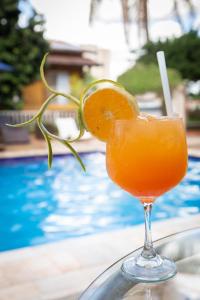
[55,117,91,140]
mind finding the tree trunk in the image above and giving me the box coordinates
[121,0,130,45]
[173,0,185,33]
[142,0,150,43]
[138,0,150,44]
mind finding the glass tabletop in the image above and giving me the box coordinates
[80,227,200,300]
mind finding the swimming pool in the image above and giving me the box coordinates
[0,152,200,251]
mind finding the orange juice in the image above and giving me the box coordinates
[106,115,188,201]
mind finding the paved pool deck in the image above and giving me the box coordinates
[0,131,200,159]
[0,136,105,159]
[0,214,199,300]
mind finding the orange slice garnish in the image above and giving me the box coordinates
[83,86,139,141]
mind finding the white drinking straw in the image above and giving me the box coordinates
[156,51,173,116]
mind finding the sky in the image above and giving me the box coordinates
[29,0,200,79]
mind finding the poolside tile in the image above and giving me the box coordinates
[36,247,80,272]
[0,137,106,159]
[49,253,80,272]
[0,282,41,300]
[0,270,12,289]
[57,225,145,269]
[1,255,61,285]
[1,133,199,159]
[35,264,108,300]
[0,248,36,263]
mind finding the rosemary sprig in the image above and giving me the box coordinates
[7,53,86,171]
[7,53,123,172]
[37,116,53,168]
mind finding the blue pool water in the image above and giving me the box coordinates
[0,153,200,251]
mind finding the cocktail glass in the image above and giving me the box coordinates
[106,115,188,282]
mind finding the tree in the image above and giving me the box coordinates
[117,63,182,95]
[89,0,199,47]
[89,0,149,46]
[0,0,49,109]
[137,31,200,82]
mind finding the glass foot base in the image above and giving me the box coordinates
[121,255,177,283]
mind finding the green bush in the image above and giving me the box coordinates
[137,31,200,82]
[117,63,182,95]
[0,0,49,109]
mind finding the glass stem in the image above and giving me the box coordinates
[142,202,156,259]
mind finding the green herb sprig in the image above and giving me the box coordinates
[7,53,86,170]
[7,53,123,171]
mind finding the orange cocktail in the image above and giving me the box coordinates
[106,114,188,282]
[106,115,187,201]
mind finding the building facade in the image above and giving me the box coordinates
[23,41,100,111]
